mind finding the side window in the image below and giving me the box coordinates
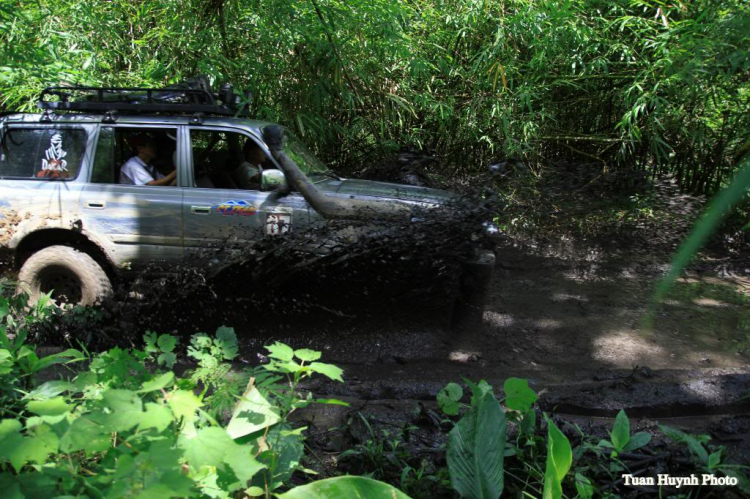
[0,127,86,180]
[89,127,177,185]
[190,129,264,190]
[91,127,115,184]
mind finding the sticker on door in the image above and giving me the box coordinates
[266,206,293,235]
[213,200,258,216]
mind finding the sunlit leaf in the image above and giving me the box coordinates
[226,383,281,439]
[543,416,572,499]
[138,372,175,393]
[266,342,294,362]
[294,348,322,362]
[309,362,344,382]
[278,476,412,499]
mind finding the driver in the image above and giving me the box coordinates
[120,135,177,186]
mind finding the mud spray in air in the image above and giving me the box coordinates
[43,192,498,349]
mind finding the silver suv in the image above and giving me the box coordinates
[0,84,495,327]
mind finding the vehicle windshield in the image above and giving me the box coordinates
[275,129,338,180]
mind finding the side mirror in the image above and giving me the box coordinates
[261,169,289,192]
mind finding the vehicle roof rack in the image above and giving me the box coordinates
[37,82,250,118]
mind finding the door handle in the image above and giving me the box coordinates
[191,205,211,215]
[85,201,106,210]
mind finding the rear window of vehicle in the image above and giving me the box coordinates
[0,127,87,180]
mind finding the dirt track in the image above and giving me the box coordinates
[232,243,750,465]
[232,244,749,381]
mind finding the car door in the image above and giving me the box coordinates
[182,126,309,265]
[79,124,184,269]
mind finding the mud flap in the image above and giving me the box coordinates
[451,249,495,331]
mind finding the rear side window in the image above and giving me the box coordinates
[90,126,178,185]
[0,127,86,180]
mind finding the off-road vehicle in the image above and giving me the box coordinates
[0,81,495,328]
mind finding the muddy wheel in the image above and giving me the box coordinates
[451,251,495,331]
[18,245,112,306]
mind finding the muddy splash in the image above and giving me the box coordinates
[35,194,497,347]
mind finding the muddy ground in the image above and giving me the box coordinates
[194,238,749,471]
[11,232,750,495]
[220,241,750,495]
[224,242,749,396]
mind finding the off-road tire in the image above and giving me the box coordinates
[18,245,112,306]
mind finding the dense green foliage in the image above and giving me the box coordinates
[1,0,748,193]
[0,287,380,498]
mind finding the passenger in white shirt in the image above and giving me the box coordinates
[119,135,176,186]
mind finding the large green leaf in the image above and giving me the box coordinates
[137,402,173,433]
[277,476,412,499]
[294,348,321,362]
[308,362,344,382]
[31,348,85,373]
[542,416,572,499]
[156,333,177,353]
[438,382,464,416]
[23,380,74,400]
[610,409,630,453]
[27,396,72,417]
[446,391,506,499]
[262,425,304,489]
[59,416,110,455]
[503,378,537,413]
[266,342,294,362]
[179,426,264,490]
[90,389,143,432]
[137,372,175,393]
[0,349,12,375]
[167,390,203,426]
[226,383,281,440]
[0,422,59,473]
[180,427,237,470]
[215,326,238,360]
[623,432,651,453]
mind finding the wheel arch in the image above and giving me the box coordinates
[14,228,117,282]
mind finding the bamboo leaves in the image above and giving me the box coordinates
[1,0,747,189]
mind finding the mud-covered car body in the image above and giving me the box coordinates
[0,85,494,325]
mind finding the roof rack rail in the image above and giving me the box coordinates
[37,83,250,118]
